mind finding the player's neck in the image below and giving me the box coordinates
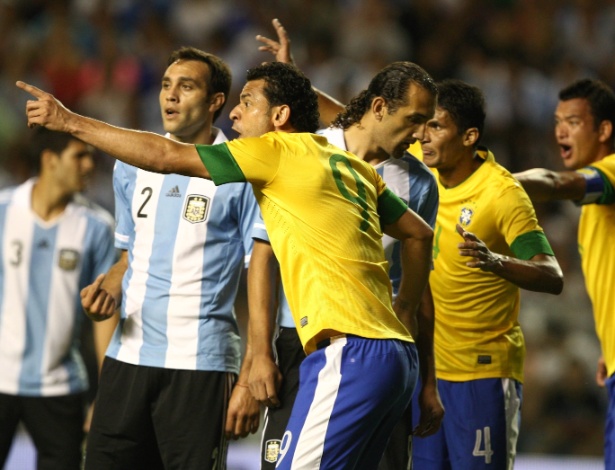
[31,179,71,221]
[169,125,217,145]
[438,153,483,189]
[344,127,389,166]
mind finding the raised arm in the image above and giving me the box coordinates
[513,168,586,202]
[456,224,564,294]
[256,18,345,126]
[17,81,209,178]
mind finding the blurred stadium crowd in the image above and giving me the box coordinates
[0,0,611,458]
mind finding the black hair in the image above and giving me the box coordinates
[333,61,437,130]
[30,127,80,173]
[246,62,320,133]
[559,79,615,141]
[436,79,486,147]
[167,46,232,123]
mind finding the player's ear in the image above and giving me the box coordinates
[208,92,226,115]
[371,97,386,121]
[463,127,479,148]
[272,104,291,128]
[598,119,613,144]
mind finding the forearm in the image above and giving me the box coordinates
[247,241,279,360]
[315,87,345,127]
[93,316,119,372]
[514,168,585,202]
[101,252,129,306]
[415,285,437,388]
[491,254,564,294]
[66,113,206,177]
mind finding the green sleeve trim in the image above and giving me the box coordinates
[510,230,554,260]
[595,168,615,204]
[195,143,246,184]
[378,188,409,225]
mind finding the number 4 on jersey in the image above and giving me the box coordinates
[473,426,494,464]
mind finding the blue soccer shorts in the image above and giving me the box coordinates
[276,334,418,470]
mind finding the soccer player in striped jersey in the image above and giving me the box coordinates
[0,127,115,470]
[413,79,563,470]
[18,60,435,470]
[514,78,615,470]
[76,48,261,469]
[250,19,443,470]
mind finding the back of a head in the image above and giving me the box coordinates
[559,79,615,141]
[436,79,486,146]
[334,61,437,129]
[30,127,77,174]
[168,46,232,123]
[246,62,319,133]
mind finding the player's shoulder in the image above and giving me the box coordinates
[71,194,115,228]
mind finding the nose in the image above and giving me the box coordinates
[164,85,178,102]
[555,122,567,139]
[414,122,429,143]
[229,104,240,121]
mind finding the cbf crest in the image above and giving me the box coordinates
[458,200,477,228]
[183,194,210,224]
[58,249,80,271]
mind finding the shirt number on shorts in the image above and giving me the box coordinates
[277,430,293,466]
[473,426,493,463]
[329,154,370,232]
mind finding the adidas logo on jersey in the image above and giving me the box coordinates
[166,185,182,198]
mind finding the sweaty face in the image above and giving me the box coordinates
[554,98,602,170]
[53,140,95,193]
[378,83,436,159]
[229,79,276,138]
[420,107,467,172]
[159,60,214,142]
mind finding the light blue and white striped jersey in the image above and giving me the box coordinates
[0,178,115,396]
[107,129,260,373]
[254,127,439,327]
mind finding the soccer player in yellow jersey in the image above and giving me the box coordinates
[514,78,615,470]
[17,61,435,469]
[412,79,564,470]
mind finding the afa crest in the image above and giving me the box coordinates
[183,194,210,224]
[264,439,281,463]
[58,249,80,271]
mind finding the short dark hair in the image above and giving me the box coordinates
[333,61,438,130]
[167,46,232,123]
[30,127,80,173]
[559,79,615,140]
[246,62,319,133]
[436,79,486,147]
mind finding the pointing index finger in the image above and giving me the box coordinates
[16,81,46,99]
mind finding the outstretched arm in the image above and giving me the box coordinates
[456,224,564,294]
[17,81,209,178]
[256,18,345,126]
[514,168,585,202]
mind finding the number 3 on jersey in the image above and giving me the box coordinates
[329,154,370,232]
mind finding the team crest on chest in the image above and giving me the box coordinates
[58,249,80,271]
[183,194,210,224]
[264,439,281,463]
[459,200,477,228]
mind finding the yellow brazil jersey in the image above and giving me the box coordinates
[430,149,553,382]
[196,132,413,354]
[577,154,615,376]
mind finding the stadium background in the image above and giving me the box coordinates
[0,0,611,467]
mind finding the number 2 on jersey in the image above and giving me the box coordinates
[329,154,370,232]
